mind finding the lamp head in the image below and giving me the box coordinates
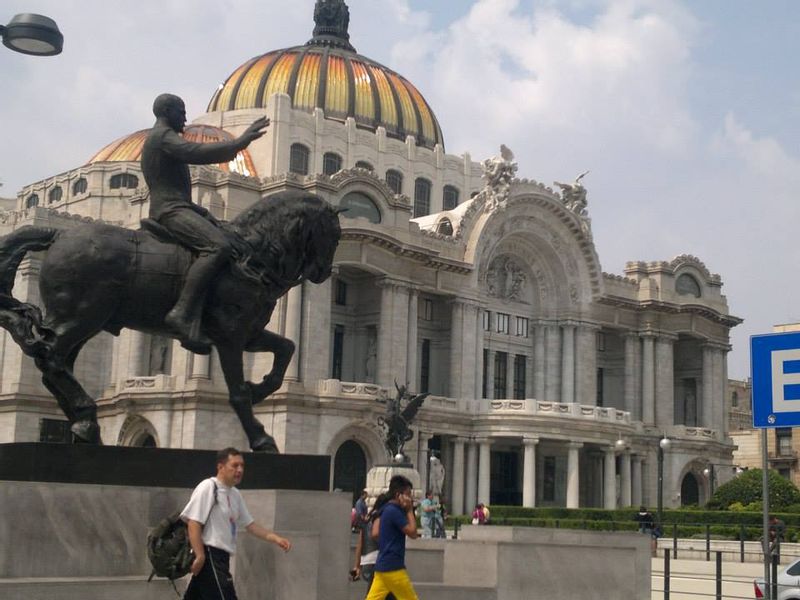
[659,437,671,451]
[393,452,405,463]
[615,438,627,451]
[2,14,63,56]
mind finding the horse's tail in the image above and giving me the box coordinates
[0,226,60,358]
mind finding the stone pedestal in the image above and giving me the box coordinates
[365,463,422,505]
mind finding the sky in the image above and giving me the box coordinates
[0,0,798,379]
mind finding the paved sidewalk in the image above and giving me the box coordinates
[651,556,768,600]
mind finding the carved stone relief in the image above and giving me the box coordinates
[485,255,527,302]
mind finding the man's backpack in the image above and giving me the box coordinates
[147,480,218,582]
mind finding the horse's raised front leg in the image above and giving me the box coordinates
[216,344,278,453]
[244,329,295,405]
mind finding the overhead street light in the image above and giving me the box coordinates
[1,14,63,56]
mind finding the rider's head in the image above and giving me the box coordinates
[153,93,186,133]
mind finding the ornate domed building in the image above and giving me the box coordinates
[2,0,740,513]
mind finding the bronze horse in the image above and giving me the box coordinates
[0,191,341,452]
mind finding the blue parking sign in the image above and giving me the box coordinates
[752,331,800,427]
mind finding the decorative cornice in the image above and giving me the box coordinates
[596,295,743,327]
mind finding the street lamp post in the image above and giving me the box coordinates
[703,464,717,497]
[1,13,63,56]
[657,436,671,525]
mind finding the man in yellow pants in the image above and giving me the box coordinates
[366,475,419,600]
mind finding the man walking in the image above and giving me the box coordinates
[181,447,291,599]
[366,475,419,600]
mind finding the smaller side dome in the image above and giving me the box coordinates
[86,124,258,177]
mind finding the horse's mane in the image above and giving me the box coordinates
[228,191,339,284]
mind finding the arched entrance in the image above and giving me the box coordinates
[681,472,700,506]
[333,440,367,505]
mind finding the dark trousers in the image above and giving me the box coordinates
[183,546,237,600]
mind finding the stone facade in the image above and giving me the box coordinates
[2,2,741,513]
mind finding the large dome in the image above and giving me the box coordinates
[86,124,258,177]
[207,0,444,150]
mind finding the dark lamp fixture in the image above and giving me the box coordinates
[1,14,63,56]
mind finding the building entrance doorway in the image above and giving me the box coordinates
[681,472,700,506]
[333,440,367,505]
[491,450,521,505]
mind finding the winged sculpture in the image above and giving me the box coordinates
[376,381,430,461]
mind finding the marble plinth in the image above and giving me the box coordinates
[365,463,422,506]
[1,481,351,600]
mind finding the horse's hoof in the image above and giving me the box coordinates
[251,435,279,453]
[71,420,102,444]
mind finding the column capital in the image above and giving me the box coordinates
[567,441,584,450]
[474,436,493,445]
[574,321,602,332]
[449,297,482,310]
[376,276,411,292]
[523,436,540,447]
[702,340,731,352]
[452,436,469,445]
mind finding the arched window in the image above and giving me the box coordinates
[48,186,63,204]
[109,173,139,190]
[414,177,431,218]
[355,160,373,172]
[443,185,460,210]
[72,178,88,195]
[385,169,403,194]
[26,194,39,209]
[340,192,381,224]
[731,391,739,408]
[676,273,701,298]
[436,218,453,236]
[289,143,310,175]
[323,152,342,175]
[333,440,367,506]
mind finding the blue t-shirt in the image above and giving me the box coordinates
[375,502,409,572]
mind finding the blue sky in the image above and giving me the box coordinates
[1,0,798,379]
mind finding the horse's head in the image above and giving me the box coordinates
[233,191,341,287]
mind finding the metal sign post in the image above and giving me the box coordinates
[749,331,800,599]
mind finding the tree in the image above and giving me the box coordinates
[708,469,800,510]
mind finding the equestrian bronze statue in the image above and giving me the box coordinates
[0,94,341,452]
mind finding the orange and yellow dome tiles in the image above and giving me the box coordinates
[86,124,258,177]
[207,45,444,151]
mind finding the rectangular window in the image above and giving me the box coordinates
[39,418,71,443]
[482,348,489,399]
[543,456,557,502]
[420,339,431,393]
[335,280,347,306]
[777,428,793,456]
[332,325,344,380]
[496,313,509,334]
[596,368,604,407]
[494,351,508,399]
[513,354,526,399]
[515,316,529,337]
[597,331,606,351]
[482,310,491,332]
[422,298,433,321]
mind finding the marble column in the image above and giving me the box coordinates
[575,325,598,406]
[603,446,617,509]
[377,280,409,388]
[721,347,729,439]
[522,437,538,508]
[451,437,466,515]
[449,301,464,398]
[655,335,675,429]
[624,333,637,416]
[561,324,575,404]
[284,283,303,381]
[641,333,656,425]
[545,324,561,402]
[465,440,478,511]
[406,288,419,389]
[702,344,714,429]
[416,432,431,490]
[631,454,643,507]
[534,324,546,400]
[478,437,492,504]
[620,450,632,507]
[474,308,484,400]
[485,349,495,400]
[711,346,725,434]
[567,442,582,509]
[129,331,148,377]
[190,351,211,379]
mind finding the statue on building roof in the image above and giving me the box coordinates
[481,145,518,213]
[309,0,355,51]
[554,170,590,216]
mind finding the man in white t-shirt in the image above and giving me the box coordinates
[181,447,291,600]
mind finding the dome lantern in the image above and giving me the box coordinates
[307,0,355,52]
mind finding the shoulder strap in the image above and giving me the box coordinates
[203,478,218,526]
